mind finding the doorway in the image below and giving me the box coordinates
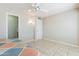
[8,15,19,40]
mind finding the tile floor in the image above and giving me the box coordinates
[0,39,79,56]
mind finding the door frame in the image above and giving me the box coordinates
[6,12,20,40]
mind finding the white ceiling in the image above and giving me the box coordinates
[0,3,32,13]
[0,3,78,18]
[35,3,79,18]
[0,3,31,8]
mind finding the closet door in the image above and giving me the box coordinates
[35,19,43,40]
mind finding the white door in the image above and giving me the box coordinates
[35,19,43,40]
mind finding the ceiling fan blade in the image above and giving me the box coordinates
[32,3,40,7]
[39,9,48,12]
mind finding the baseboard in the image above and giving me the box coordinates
[44,38,79,48]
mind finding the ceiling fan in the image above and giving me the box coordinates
[31,3,48,12]
[29,3,48,12]
[27,3,48,18]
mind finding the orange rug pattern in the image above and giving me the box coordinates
[0,43,16,48]
[21,48,38,56]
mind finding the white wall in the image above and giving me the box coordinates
[0,4,34,41]
[44,9,79,45]
[19,14,34,40]
[0,9,6,39]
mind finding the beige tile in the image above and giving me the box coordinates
[31,40,57,56]
[68,47,79,56]
[14,43,26,48]
[53,44,68,56]
[39,48,56,56]
[68,51,79,56]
